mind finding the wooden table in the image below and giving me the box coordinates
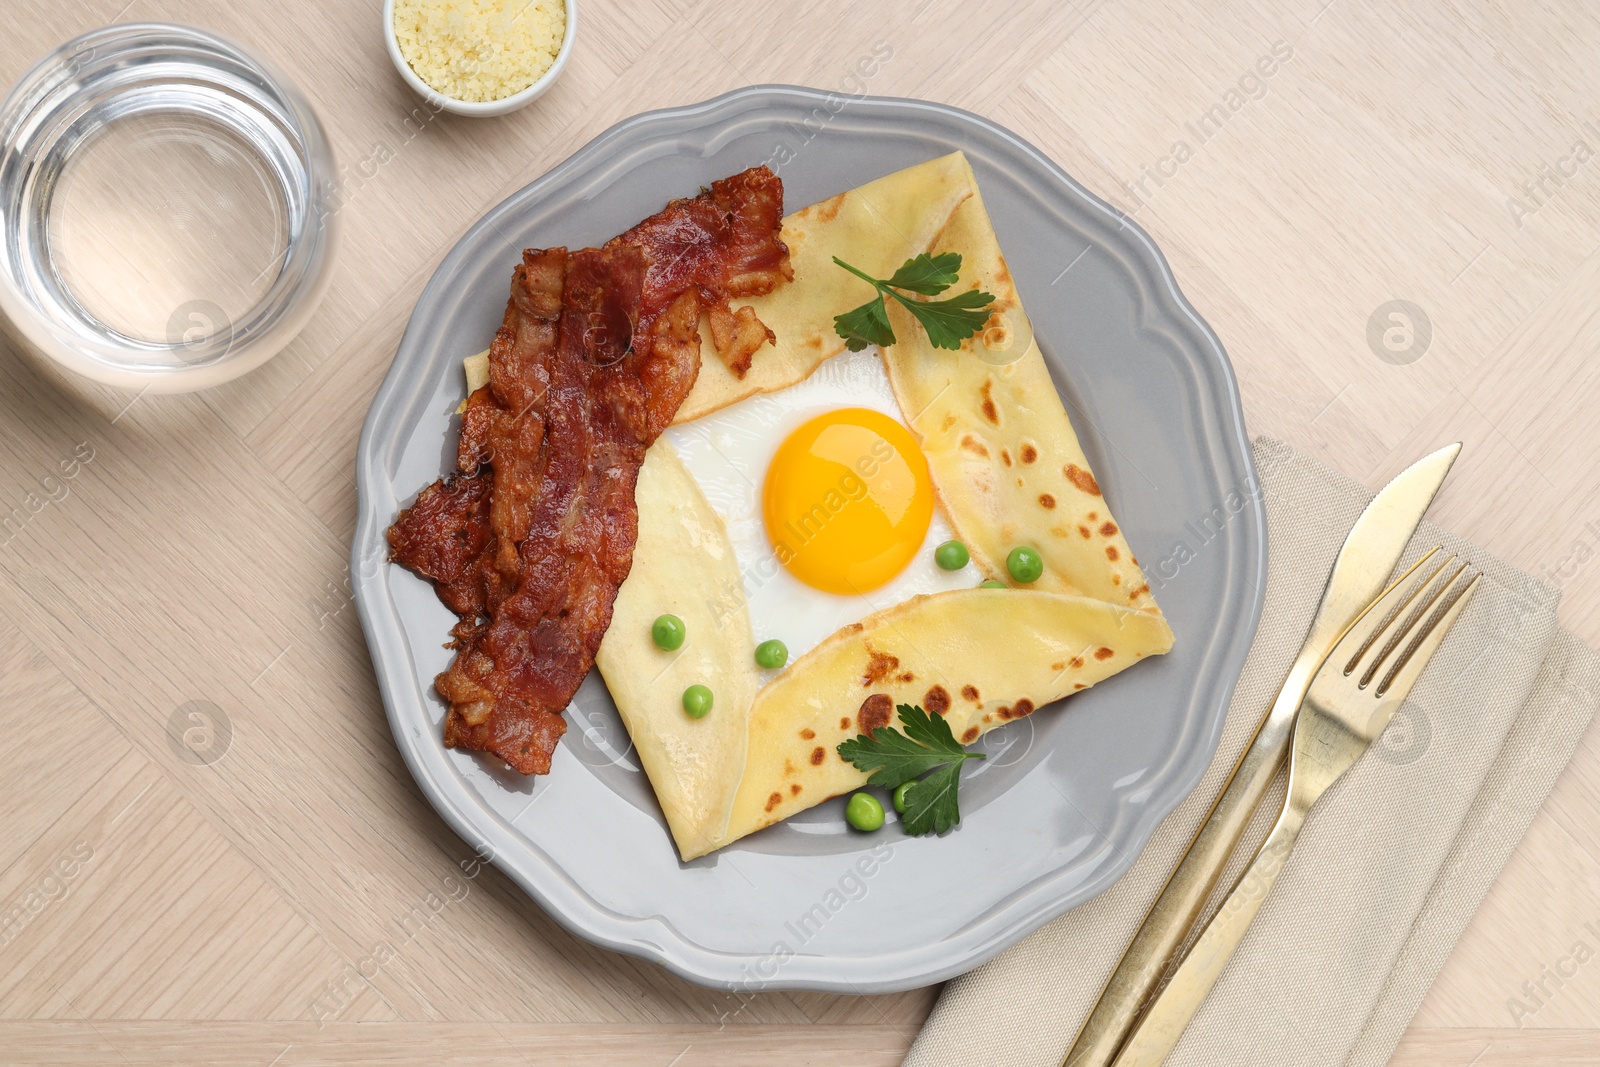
[4,1,1599,1063]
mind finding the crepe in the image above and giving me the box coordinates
[717,589,1172,855]
[879,159,1159,611]
[594,153,1171,858]
[593,442,761,858]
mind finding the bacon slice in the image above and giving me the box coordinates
[390,166,790,775]
[386,473,491,619]
[612,166,792,378]
[434,245,649,773]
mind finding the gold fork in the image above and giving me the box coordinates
[1108,548,1479,1067]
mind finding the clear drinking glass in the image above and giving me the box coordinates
[0,23,338,392]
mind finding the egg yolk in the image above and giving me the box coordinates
[762,407,934,595]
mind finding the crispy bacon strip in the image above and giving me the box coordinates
[613,166,792,377]
[434,245,651,772]
[390,166,790,775]
[385,473,491,618]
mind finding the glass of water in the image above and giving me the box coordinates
[0,23,338,392]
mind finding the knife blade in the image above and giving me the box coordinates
[1061,442,1460,1067]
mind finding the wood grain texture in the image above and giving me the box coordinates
[2,0,1599,1063]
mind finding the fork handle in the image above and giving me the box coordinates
[1108,804,1308,1067]
[1063,671,1307,1067]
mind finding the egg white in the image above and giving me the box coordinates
[663,347,973,668]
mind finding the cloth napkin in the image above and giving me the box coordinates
[905,436,1600,1067]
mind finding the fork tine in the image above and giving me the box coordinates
[1338,548,1445,677]
[1373,570,1479,698]
[1356,557,1466,688]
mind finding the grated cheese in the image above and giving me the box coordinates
[393,0,566,103]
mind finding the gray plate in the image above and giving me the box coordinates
[351,86,1266,994]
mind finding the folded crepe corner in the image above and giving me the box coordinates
[594,442,760,860]
[880,155,1163,616]
[715,589,1173,853]
[673,151,978,423]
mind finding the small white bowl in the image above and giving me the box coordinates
[383,0,576,117]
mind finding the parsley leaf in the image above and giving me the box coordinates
[833,296,894,352]
[885,251,962,295]
[836,707,950,786]
[836,703,985,836]
[897,699,964,752]
[900,761,965,836]
[884,286,996,351]
[832,255,996,352]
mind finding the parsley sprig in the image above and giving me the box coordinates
[837,703,985,835]
[832,253,996,352]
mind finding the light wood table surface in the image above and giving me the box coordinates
[4,1,1600,1063]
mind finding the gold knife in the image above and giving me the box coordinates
[1061,442,1461,1067]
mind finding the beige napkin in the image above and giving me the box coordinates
[905,436,1600,1067]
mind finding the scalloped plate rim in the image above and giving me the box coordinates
[351,85,1266,993]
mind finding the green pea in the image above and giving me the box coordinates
[754,639,789,669]
[682,684,713,719]
[652,613,685,650]
[893,781,913,814]
[1007,546,1044,584]
[846,791,885,832]
[981,579,1007,589]
[934,539,970,570]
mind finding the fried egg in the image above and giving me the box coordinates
[663,347,971,663]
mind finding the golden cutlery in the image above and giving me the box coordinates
[1108,548,1479,1066]
[1064,443,1460,1067]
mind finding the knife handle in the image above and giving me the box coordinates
[1061,662,1309,1067]
[1108,803,1308,1067]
